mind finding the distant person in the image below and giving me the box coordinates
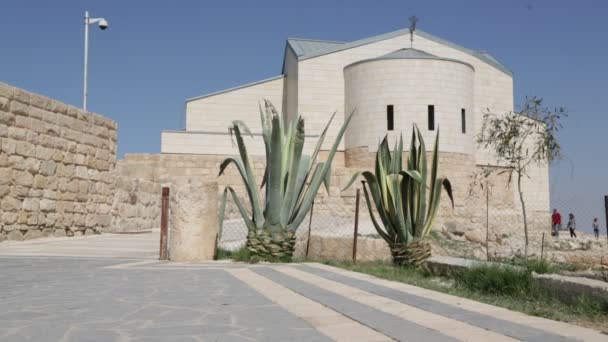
[567,213,577,238]
[551,209,562,237]
[592,218,600,239]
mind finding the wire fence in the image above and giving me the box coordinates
[217,189,380,261]
[217,190,608,262]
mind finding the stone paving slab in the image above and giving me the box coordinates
[0,233,159,259]
[2,234,607,341]
[252,267,457,342]
[0,257,329,342]
[296,264,574,342]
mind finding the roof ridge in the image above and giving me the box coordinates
[187,75,285,102]
[287,37,345,44]
[291,27,511,76]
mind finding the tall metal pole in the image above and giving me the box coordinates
[604,195,608,242]
[83,11,89,111]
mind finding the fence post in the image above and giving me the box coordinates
[159,187,170,260]
[352,188,360,264]
[485,184,490,261]
[604,195,608,242]
[305,200,314,259]
[541,232,545,260]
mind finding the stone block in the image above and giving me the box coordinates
[35,145,52,160]
[0,185,9,197]
[0,98,10,112]
[6,230,23,241]
[13,186,30,197]
[2,212,18,225]
[1,139,16,154]
[169,180,218,262]
[39,199,56,212]
[39,160,56,176]
[32,175,47,188]
[1,196,21,211]
[15,141,35,158]
[13,170,33,187]
[24,158,40,173]
[53,228,67,237]
[9,100,29,116]
[0,168,11,184]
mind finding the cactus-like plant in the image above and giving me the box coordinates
[219,100,354,259]
[343,125,453,267]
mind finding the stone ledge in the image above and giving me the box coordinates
[533,273,608,305]
[423,255,608,306]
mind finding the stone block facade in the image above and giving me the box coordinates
[0,82,160,241]
[0,82,117,240]
[119,148,549,258]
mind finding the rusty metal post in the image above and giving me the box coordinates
[541,232,545,260]
[352,188,360,264]
[305,200,314,258]
[159,187,170,260]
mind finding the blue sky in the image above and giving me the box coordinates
[1,0,607,232]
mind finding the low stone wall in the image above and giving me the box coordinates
[293,234,391,262]
[0,82,117,241]
[118,150,552,260]
[534,273,608,306]
[110,177,160,233]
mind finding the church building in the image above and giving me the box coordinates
[160,25,550,246]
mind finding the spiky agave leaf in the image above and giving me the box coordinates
[343,124,454,266]
[219,100,355,259]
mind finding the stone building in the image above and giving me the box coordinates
[158,27,550,256]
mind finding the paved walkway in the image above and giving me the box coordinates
[0,233,606,341]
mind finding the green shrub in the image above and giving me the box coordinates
[492,256,558,274]
[216,247,294,263]
[215,247,251,262]
[455,265,532,296]
[522,258,558,274]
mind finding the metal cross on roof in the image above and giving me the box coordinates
[409,16,418,48]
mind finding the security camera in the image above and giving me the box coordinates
[98,19,109,30]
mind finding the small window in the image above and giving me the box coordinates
[461,108,466,134]
[387,105,394,131]
[427,105,435,131]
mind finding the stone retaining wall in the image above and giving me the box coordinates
[0,82,117,241]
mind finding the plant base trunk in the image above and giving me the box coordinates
[391,240,432,268]
[247,229,296,259]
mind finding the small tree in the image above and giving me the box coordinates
[477,97,566,257]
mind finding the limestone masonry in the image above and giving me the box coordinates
[0,82,158,241]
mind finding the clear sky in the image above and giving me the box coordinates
[1,0,607,232]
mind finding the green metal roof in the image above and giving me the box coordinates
[285,28,511,76]
[286,38,345,57]
[344,48,475,70]
[378,48,438,59]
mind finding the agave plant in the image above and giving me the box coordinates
[343,125,453,267]
[219,100,354,259]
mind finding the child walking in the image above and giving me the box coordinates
[592,218,600,239]
[567,213,577,238]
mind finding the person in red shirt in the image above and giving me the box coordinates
[551,209,562,237]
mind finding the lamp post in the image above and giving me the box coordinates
[83,10,109,111]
